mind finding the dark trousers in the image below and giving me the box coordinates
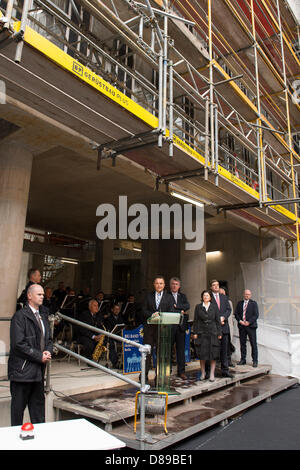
[108,339,118,367]
[239,326,258,363]
[80,337,95,360]
[143,324,157,378]
[171,326,186,375]
[220,333,230,373]
[10,380,45,426]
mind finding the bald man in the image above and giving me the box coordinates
[234,289,259,367]
[8,284,53,426]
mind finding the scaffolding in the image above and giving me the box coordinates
[0,0,299,253]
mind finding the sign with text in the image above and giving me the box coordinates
[122,325,143,374]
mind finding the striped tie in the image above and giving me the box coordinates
[156,292,161,310]
[34,310,45,351]
[242,301,248,321]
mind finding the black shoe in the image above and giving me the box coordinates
[253,362,258,368]
[237,360,246,365]
[178,373,187,380]
[222,372,234,378]
[228,361,235,367]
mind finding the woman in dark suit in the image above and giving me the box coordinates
[192,290,222,382]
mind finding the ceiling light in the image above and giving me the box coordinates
[61,258,79,265]
[170,191,204,207]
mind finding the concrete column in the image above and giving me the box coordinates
[140,239,180,296]
[93,238,114,295]
[0,143,33,376]
[180,235,207,319]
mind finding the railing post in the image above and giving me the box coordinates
[14,0,30,63]
[51,313,152,446]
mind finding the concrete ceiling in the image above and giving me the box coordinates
[26,144,181,240]
[0,96,280,243]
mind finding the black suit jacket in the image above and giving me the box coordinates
[77,310,104,341]
[142,290,175,324]
[192,302,222,337]
[234,299,259,328]
[168,291,190,331]
[211,293,232,334]
[8,305,53,382]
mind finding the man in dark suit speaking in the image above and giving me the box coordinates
[234,289,259,367]
[142,276,174,383]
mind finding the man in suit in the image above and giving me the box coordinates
[169,277,190,380]
[17,268,42,309]
[8,284,53,426]
[234,289,259,367]
[142,276,175,383]
[77,299,106,362]
[103,303,124,369]
[210,279,233,378]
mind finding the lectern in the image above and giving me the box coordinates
[147,311,181,393]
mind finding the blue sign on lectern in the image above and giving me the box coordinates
[122,324,144,374]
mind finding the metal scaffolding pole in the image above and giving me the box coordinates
[276,0,300,258]
[250,0,267,206]
[168,58,173,157]
[54,313,151,449]
[4,0,14,25]
[14,0,30,63]
[208,0,215,171]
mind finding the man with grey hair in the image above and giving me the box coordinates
[77,298,105,361]
[8,284,53,426]
[169,277,190,380]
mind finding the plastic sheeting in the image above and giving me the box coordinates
[240,258,300,334]
[233,258,300,379]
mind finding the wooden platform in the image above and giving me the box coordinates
[52,364,298,449]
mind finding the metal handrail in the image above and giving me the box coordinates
[53,312,151,448]
[57,312,148,350]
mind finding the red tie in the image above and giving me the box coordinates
[216,293,220,309]
[243,301,248,321]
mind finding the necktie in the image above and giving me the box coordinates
[156,292,161,310]
[215,293,220,309]
[242,301,248,321]
[35,310,45,351]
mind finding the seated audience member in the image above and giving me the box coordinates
[42,287,61,339]
[76,286,92,315]
[53,282,67,308]
[42,287,58,316]
[121,294,142,329]
[104,304,124,332]
[77,299,105,361]
[104,304,124,369]
[95,291,111,320]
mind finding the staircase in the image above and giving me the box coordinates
[52,363,297,450]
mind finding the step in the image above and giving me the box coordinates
[53,364,271,427]
[112,374,298,450]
